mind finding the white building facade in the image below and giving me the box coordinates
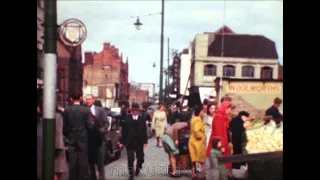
[179,44,192,96]
[191,27,280,86]
[83,84,117,108]
[189,26,281,102]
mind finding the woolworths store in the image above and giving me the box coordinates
[215,78,283,119]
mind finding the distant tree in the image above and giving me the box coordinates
[171,48,181,58]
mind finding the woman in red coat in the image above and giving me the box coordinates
[206,101,234,171]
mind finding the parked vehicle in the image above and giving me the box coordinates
[104,107,122,164]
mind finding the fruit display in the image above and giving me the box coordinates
[246,121,283,153]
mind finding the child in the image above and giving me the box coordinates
[210,137,228,180]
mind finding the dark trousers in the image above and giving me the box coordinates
[68,145,89,180]
[126,143,145,177]
[89,142,105,180]
[232,143,245,169]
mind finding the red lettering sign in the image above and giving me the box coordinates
[227,83,282,93]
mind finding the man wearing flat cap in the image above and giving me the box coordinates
[120,103,148,180]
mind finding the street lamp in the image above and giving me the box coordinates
[134,17,142,30]
[135,0,165,103]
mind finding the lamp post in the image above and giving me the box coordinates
[159,0,165,103]
[134,0,165,103]
[134,17,142,30]
[43,0,57,179]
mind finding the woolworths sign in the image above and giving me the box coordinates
[226,82,282,94]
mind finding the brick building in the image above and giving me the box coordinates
[129,82,156,102]
[129,85,149,106]
[83,43,129,107]
[56,38,84,107]
[37,0,44,87]
[37,1,84,108]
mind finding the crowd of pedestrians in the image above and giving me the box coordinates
[160,95,282,180]
[37,92,110,180]
[37,89,282,180]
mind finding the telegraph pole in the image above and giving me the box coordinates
[159,0,165,103]
[167,38,170,89]
[42,0,57,179]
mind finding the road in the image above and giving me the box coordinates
[104,137,192,180]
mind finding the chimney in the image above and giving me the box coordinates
[115,48,119,56]
[93,51,97,56]
[84,52,93,65]
[103,43,110,50]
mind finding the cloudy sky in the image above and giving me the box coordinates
[58,0,283,87]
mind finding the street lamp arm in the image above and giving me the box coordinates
[108,12,161,21]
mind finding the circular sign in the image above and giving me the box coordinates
[59,19,87,47]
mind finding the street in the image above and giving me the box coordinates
[37,1,283,180]
[104,137,191,180]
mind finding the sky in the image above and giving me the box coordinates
[57,0,283,87]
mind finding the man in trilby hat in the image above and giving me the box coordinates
[120,103,148,180]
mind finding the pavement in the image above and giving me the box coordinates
[104,137,192,180]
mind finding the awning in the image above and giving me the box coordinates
[198,87,216,103]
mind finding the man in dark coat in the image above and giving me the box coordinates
[229,111,249,169]
[119,103,148,180]
[63,91,95,180]
[169,105,180,125]
[85,94,110,180]
[265,97,282,120]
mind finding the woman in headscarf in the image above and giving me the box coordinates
[206,101,235,175]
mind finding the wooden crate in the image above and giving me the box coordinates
[176,155,191,169]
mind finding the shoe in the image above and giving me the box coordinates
[169,172,181,178]
[128,176,134,180]
[134,168,140,176]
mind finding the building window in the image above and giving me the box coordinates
[203,64,216,76]
[57,94,63,102]
[242,66,255,78]
[223,65,235,77]
[261,66,273,79]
